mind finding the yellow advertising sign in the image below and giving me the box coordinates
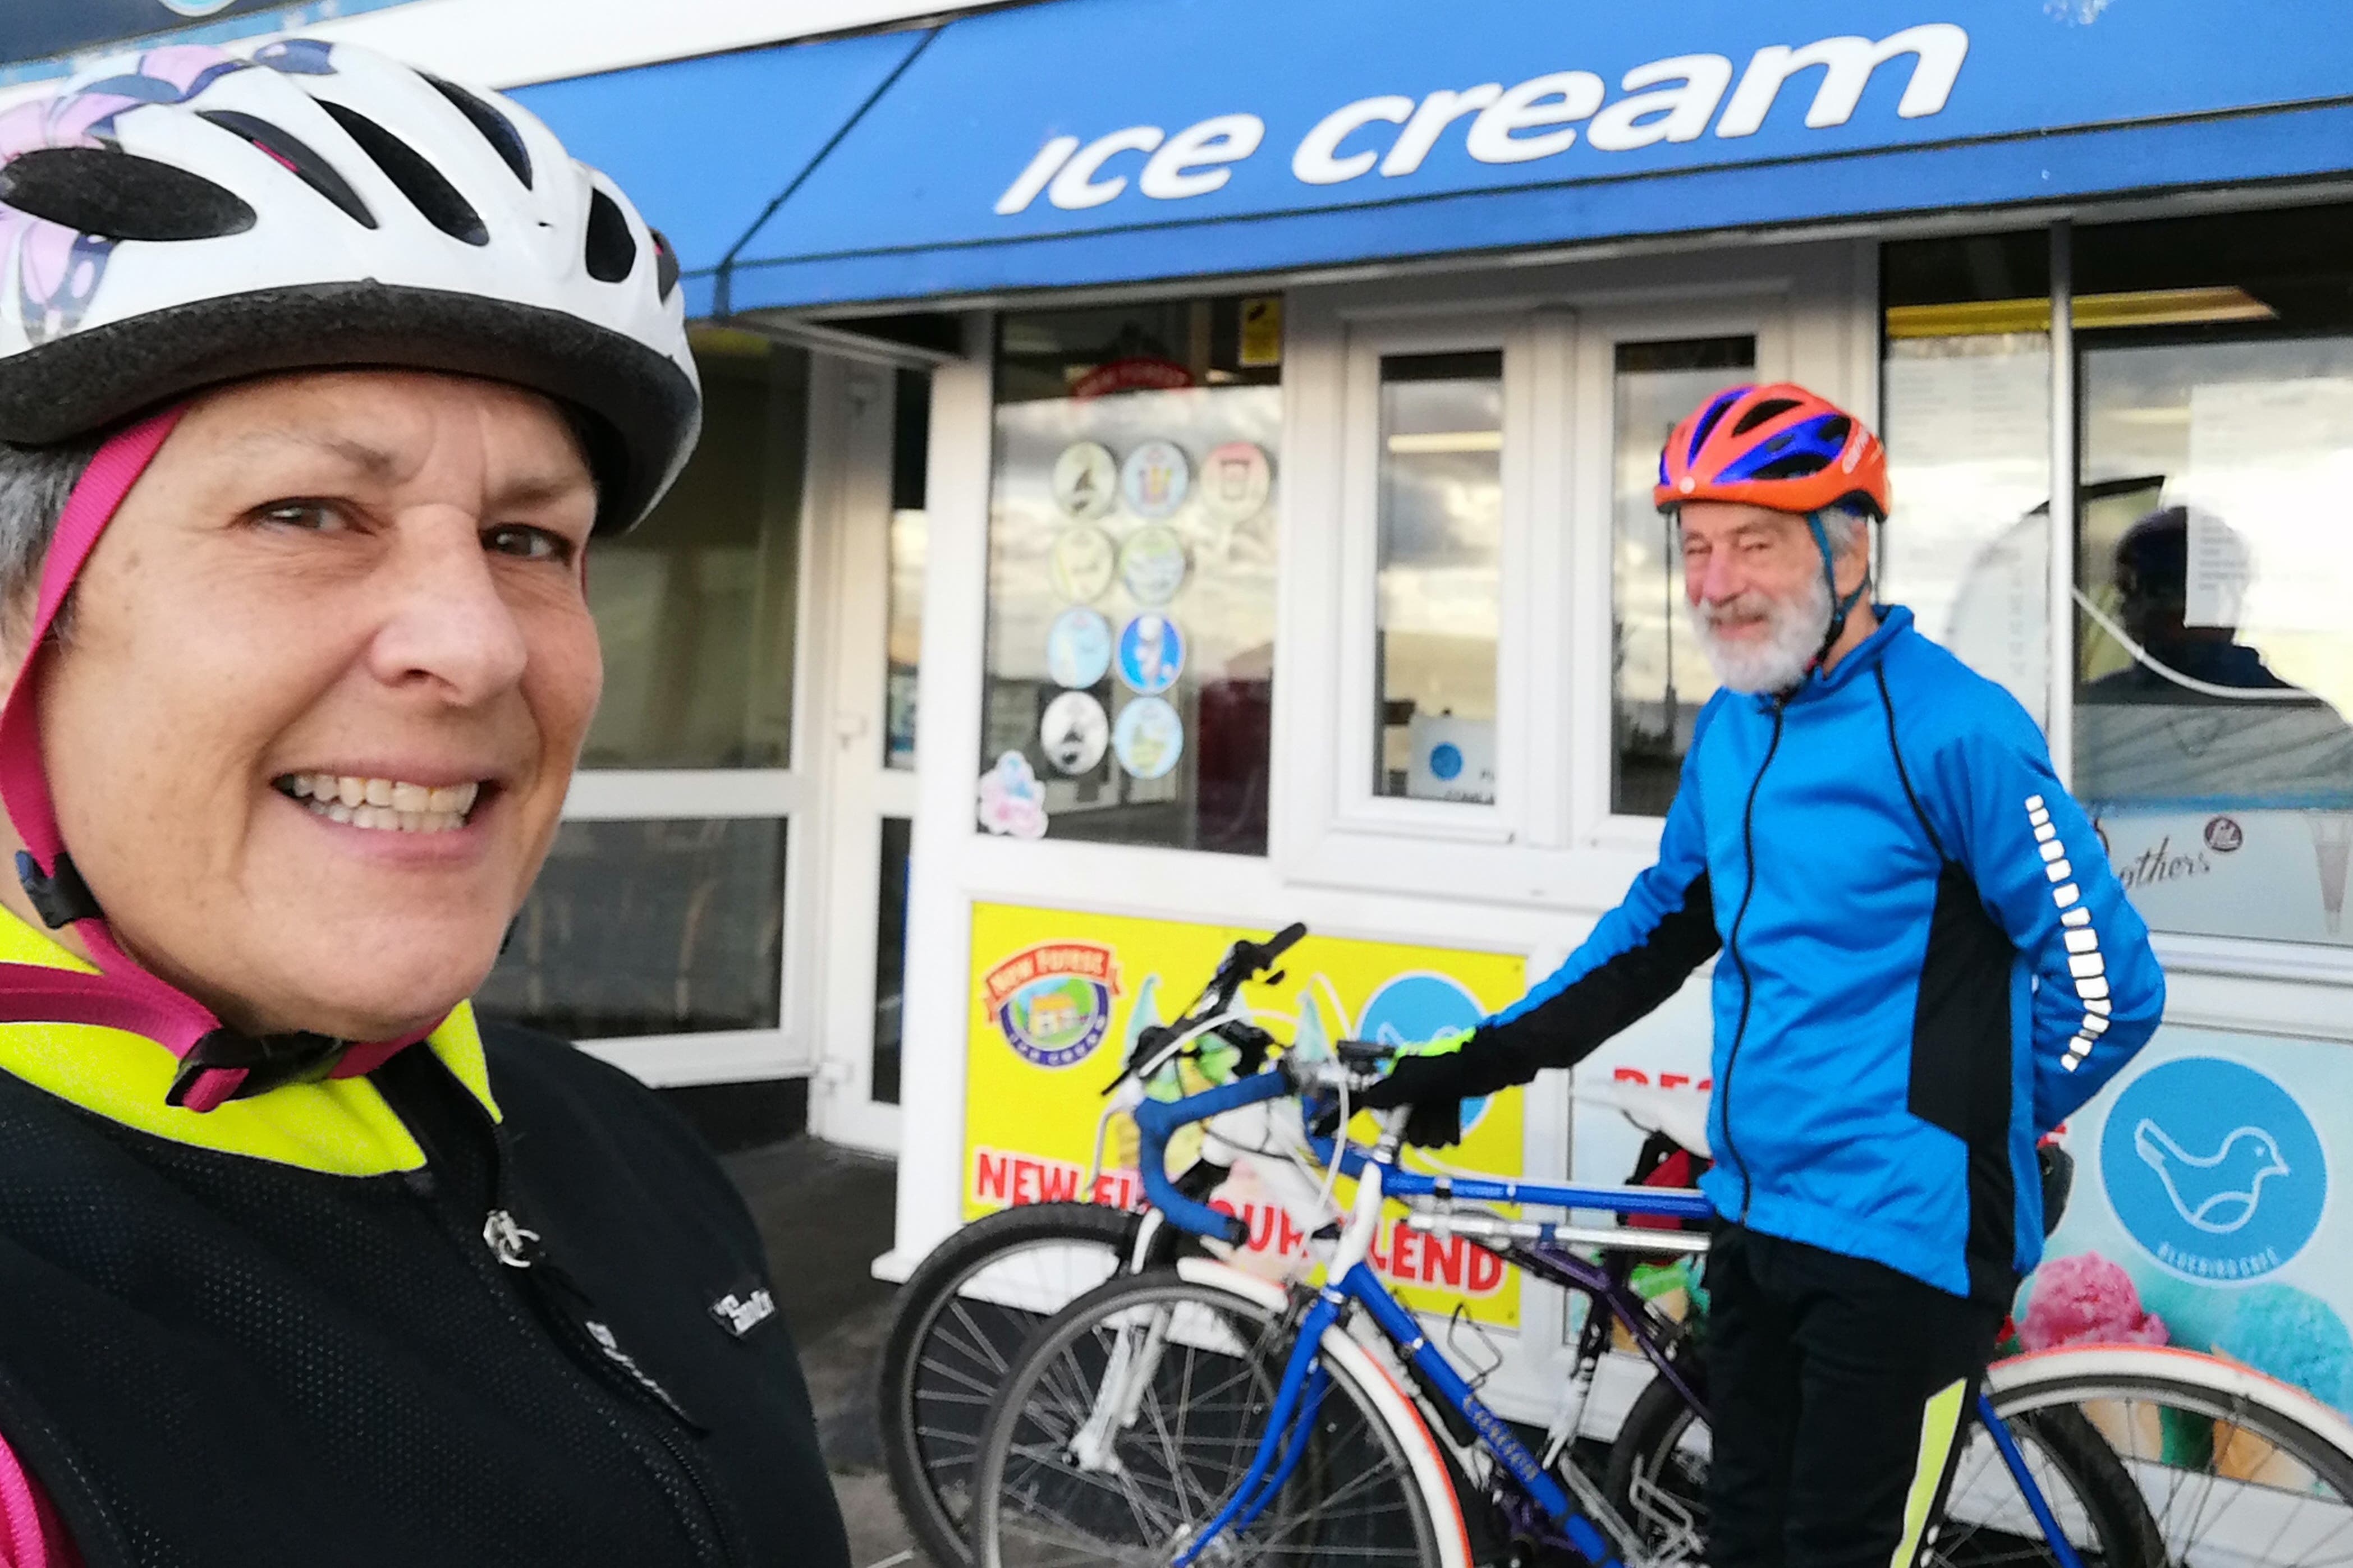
[964,902,1529,1325]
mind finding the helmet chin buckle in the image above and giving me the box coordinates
[15,849,101,929]
[167,1027,350,1108]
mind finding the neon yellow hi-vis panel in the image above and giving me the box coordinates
[0,909,498,1176]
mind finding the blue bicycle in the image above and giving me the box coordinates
[968,1042,2353,1568]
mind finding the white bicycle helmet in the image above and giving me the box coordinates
[0,38,698,528]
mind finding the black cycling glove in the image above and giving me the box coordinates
[1358,1033,1531,1149]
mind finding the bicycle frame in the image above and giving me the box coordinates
[1132,1070,2091,1568]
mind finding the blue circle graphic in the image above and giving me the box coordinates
[1356,974,1494,1135]
[1430,743,1463,781]
[2100,1056,2326,1283]
[1116,614,1186,696]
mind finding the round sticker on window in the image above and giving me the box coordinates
[1200,441,1272,524]
[1050,526,1117,603]
[1051,440,1118,521]
[1040,691,1110,775]
[1116,613,1186,696]
[1046,607,1112,689]
[1120,439,1190,519]
[1118,525,1189,605]
[1113,696,1185,780]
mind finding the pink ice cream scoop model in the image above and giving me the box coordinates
[2020,1252,2169,1350]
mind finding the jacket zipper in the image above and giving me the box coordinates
[405,1077,739,1567]
[1718,698,1787,1222]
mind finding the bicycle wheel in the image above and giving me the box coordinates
[1605,1351,2166,1568]
[971,1270,1448,1568]
[880,1203,1149,1568]
[1975,1344,2353,1568]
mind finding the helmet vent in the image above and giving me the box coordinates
[1731,397,1801,436]
[650,228,680,302]
[199,111,376,230]
[1685,387,1745,461]
[320,100,487,246]
[421,73,533,189]
[584,188,636,283]
[1746,452,1832,481]
[0,147,255,242]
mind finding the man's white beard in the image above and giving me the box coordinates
[1689,569,1833,694]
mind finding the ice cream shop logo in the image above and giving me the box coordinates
[2101,1056,2326,1282]
[984,942,1122,1068]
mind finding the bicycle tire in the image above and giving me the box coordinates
[1603,1351,2166,1568]
[971,1268,1456,1568]
[1987,1343,2353,1565]
[879,1202,1151,1568]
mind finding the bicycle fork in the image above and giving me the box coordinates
[1976,1394,2090,1568]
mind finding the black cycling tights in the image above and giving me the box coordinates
[1705,1225,2005,1568]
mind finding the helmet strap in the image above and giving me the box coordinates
[1806,510,1872,675]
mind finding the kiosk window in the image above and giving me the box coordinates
[1612,337,1755,817]
[1375,352,1503,804]
[478,817,787,1040]
[2074,206,2353,948]
[982,298,1280,854]
[583,332,804,769]
[1880,230,2054,725]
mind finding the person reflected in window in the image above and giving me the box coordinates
[2075,504,2353,810]
[2086,506,2313,702]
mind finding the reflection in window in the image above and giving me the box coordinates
[1880,231,2053,724]
[887,368,929,771]
[982,298,1280,855]
[2074,206,2353,946]
[1612,338,1755,817]
[584,330,804,769]
[477,817,786,1039]
[1377,352,1502,803]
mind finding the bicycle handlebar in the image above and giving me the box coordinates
[1132,1069,1294,1247]
[1206,921,1307,1003]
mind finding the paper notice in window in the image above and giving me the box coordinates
[2184,507,2254,629]
[2184,378,2353,633]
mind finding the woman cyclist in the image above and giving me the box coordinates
[0,40,844,1568]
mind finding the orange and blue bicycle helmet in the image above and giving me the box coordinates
[1655,383,1892,669]
[1654,382,1889,521]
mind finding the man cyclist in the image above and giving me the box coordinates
[1364,384,2164,1568]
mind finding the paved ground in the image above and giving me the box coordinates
[722,1137,932,1568]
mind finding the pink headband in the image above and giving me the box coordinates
[0,409,424,1111]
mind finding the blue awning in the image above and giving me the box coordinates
[524,0,2353,318]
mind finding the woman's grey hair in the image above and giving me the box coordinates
[0,434,107,646]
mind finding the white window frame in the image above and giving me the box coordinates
[1276,242,1869,906]
[1331,311,1537,844]
[543,348,829,1091]
[1570,296,1794,854]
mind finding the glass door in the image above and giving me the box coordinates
[475,328,813,1087]
[811,365,929,1153]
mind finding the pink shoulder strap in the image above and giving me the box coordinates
[0,1427,74,1568]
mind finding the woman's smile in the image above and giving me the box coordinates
[273,772,488,833]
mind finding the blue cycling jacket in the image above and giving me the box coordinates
[1476,608,2164,1301]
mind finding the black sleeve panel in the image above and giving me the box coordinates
[1467,871,1719,1092]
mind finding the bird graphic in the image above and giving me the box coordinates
[2132,1119,2290,1235]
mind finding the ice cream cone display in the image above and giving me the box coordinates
[2019,1252,2172,1459]
[2019,1253,2172,1351]
[2208,1351,2318,1489]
